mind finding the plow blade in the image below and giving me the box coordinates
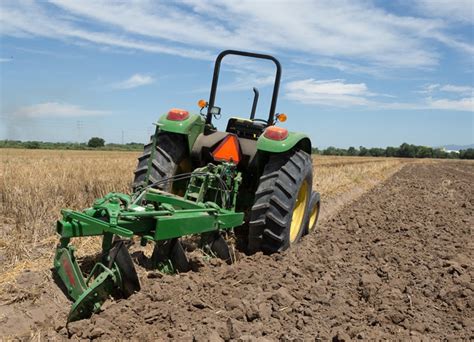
[55,241,140,322]
[68,265,117,322]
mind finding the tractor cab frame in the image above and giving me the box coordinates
[205,50,282,139]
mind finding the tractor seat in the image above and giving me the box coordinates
[226,118,266,140]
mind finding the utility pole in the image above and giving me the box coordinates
[121,130,124,145]
[76,121,83,142]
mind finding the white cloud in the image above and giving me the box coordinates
[428,97,474,111]
[287,79,474,112]
[417,83,474,97]
[0,1,213,60]
[286,79,372,106]
[296,58,385,77]
[13,102,109,118]
[0,58,12,63]
[381,98,474,112]
[112,73,155,90]
[0,1,472,69]
[413,0,474,23]
[417,83,440,94]
[439,84,474,95]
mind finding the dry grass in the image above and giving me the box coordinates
[312,155,403,199]
[0,149,137,289]
[0,148,404,290]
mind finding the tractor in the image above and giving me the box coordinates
[54,50,321,322]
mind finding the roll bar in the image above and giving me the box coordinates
[206,50,282,125]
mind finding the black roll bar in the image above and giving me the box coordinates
[206,50,282,125]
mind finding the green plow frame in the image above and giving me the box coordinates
[54,163,244,322]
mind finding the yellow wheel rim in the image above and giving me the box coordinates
[308,201,319,231]
[289,181,309,243]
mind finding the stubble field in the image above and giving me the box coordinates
[0,149,471,340]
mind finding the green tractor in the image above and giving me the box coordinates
[54,50,320,322]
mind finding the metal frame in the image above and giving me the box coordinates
[54,162,245,322]
[206,50,282,125]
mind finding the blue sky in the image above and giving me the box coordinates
[0,0,473,148]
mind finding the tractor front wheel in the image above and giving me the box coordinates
[248,150,313,254]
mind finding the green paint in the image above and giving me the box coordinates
[157,113,205,151]
[68,262,118,322]
[53,50,317,323]
[54,246,87,300]
[55,162,244,321]
[257,131,311,154]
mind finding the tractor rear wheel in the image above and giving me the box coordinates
[305,191,320,234]
[133,132,190,271]
[132,132,188,192]
[248,150,313,254]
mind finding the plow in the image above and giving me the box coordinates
[54,50,321,322]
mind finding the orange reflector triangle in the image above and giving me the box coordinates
[212,134,241,165]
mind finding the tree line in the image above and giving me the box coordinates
[0,139,144,151]
[312,143,474,160]
[1,139,473,159]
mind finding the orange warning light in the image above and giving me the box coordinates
[212,135,241,165]
[198,99,208,108]
[277,113,287,122]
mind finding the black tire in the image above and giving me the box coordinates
[304,192,321,234]
[132,132,187,192]
[248,150,313,254]
[133,132,190,272]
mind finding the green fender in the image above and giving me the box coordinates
[257,131,312,154]
[157,113,205,151]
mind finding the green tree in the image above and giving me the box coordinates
[322,146,337,155]
[398,143,416,158]
[359,146,368,156]
[447,151,459,159]
[25,141,40,149]
[87,137,105,148]
[459,148,474,159]
[369,147,385,157]
[432,148,447,159]
[415,146,433,158]
[385,146,397,157]
[347,146,357,156]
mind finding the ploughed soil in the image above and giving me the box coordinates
[1,161,473,340]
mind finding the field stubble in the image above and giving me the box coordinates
[0,149,402,290]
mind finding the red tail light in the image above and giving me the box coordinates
[167,108,189,121]
[212,135,241,165]
[264,126,288,141]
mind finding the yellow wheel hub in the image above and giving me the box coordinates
[289,181,309,243]
[308,201,319,231]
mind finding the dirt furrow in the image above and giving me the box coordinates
[1,161,472,340]
[54,162,472,340]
